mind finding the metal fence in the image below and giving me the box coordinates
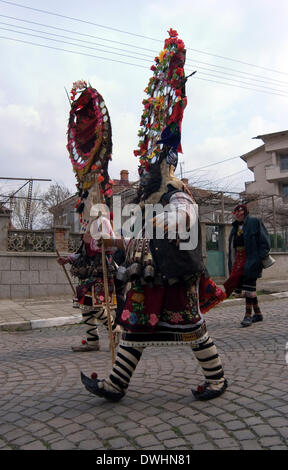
[7,229,82,253]
[8,230,55,252]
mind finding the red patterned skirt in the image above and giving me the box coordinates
[76,276,115,310]
[117,274,226,333]
[223,249,246,297]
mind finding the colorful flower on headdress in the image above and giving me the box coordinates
[97,174,105,183]
[70,80,87,101]
[159,49,167,63]
[105,188,113,198]
[168,28,178,38]
[67,82,114,232]
[133,28,188,171]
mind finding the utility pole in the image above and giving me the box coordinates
[0,177,51,229]
[24,179,33,230]
[221,192,225,223]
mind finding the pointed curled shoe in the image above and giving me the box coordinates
[192,378,228,401]
[80,372,124,402]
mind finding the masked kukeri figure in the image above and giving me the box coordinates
[57,81,120,352]
[81,30,227,400]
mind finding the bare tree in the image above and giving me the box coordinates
[10,185,43,229]
[40,182,73,228]
[6,182,73,229]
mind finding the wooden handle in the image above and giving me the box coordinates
[56,249,76,296]
[100,243,115,364]
[93,182,116,365]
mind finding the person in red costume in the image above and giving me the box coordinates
[80,28,227,402]
[81,149,228,401]
[224,204,271,327]
[57,215,120,351]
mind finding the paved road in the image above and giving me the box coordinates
[0,296,287,450]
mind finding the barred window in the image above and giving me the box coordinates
[282,183,288,198]
[280,154,288,171]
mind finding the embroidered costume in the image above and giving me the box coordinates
[61,81,120,351]
[117,190,225,347]
[81,29,227,401]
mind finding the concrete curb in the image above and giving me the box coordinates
[0,315,83,332]
[30,315,83,329]
[0,292,288,331]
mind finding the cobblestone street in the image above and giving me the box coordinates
[0,297,287,451]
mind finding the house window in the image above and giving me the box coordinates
[283,183,288,199]
[280,154,288,171]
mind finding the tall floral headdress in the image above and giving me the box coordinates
[133,29,195,203]
[66,80,114,232]
[134,28,195,171]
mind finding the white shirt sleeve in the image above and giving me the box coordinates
[151,192,197,240]
[90,216,115,240]
[169,193,197,239]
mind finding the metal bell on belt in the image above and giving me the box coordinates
[143,264,155,283]
[127,262,142,281]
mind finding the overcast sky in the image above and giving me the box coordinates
[1,0,288,199]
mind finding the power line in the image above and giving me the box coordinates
[0,22,153,60]
[186,57,288,87]
[186,62,288,90]
[186,68,288,95]
[0,194,42,200]
[0,26,152,63]
[0,0,162,42]
[2,13,288,89]
[186,46,288,77]
[0,177,51,181]
[2,24,287,96]
[1,0,288,77]
[186,156,272,186]
[193,76,288,98]
[1,34,288,99]
[0,35,149,69]
[0,14,158,53]
[209,168,249,183]
[2,18,288,94]
[177,155,241,175]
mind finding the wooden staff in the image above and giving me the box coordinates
[93,182,116,364]
[56,248,76,296]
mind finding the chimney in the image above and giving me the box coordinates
[120,170,129,185]
[181,178,189,185]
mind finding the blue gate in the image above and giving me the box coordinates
[205,224,225,277]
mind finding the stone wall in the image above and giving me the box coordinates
[0,252,76,299]
[0,224,287,300]
[261,252,288,280]
[0,214,9,251]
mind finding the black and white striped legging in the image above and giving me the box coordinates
[105,335,224,393]
[82,308,117,344]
